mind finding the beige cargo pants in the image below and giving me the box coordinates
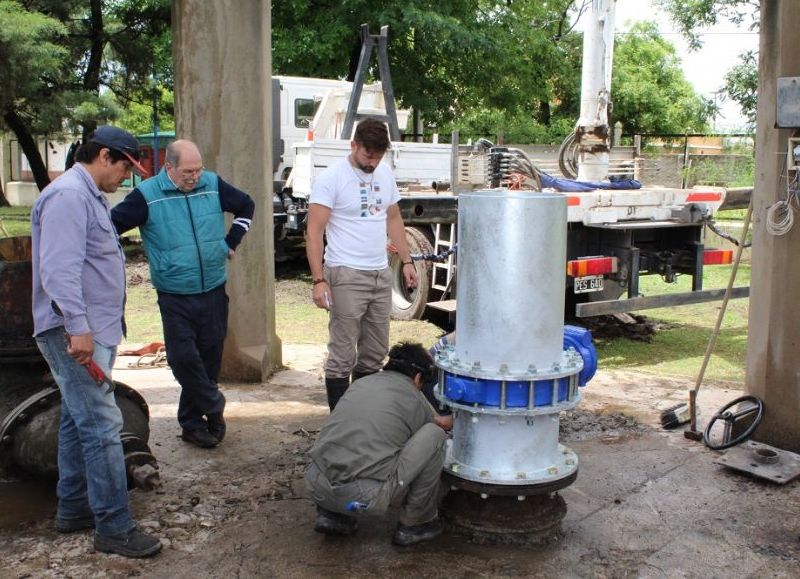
[323,265,392,379]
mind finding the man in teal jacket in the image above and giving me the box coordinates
[112,140,254,448]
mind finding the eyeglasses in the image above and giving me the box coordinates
[179,167,204,177]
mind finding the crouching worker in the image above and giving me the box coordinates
[305,342,448,546]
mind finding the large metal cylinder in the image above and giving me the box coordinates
[454,190,567,373]
[436,191,592,494]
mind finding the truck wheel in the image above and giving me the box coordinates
[390,227,433,321]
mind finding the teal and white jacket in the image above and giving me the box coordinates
[112,168,254,295]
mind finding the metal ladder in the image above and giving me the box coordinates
[340,24,401,141]
[431,223,457,295]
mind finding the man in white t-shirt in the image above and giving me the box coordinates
[306,118,417,410]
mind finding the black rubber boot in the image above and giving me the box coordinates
[392,518,443,546]
[325,377,350,411]
[351,369,376,384]
[314,506,358,535]
[207,412,226,442]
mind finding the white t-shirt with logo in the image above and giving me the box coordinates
[310,156,400,270]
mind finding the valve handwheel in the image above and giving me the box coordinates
[703,395,764,450]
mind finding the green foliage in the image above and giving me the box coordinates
[116,87,175,136]
[611,22,713,134]
[656,0,759,131]
[441,107,573,145]
[655,0,760,50]
[1,1,171,138]
[72,93,123,127]
[0,1,67,124]
[272,0,587,129]
[723,50,757,128]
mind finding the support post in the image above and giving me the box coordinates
[745,0,800,452]
[173,0,282,382]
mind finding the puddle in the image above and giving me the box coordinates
[0,473,56,529]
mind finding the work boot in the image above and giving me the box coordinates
[55,514,95,533]
[314,506,358,536]
[325,377,350,411]
[181,428,219,448]
[94,528,162,558]
[351,369,376,384]
[207,412,226,442]
[391,518,443,546]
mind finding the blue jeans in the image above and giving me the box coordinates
[35,327,134,537]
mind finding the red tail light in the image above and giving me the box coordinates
[703,249,733,265]
[567,256,618,277]
[687,192,723,203]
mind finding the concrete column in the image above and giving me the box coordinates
[745,0,800,451]
[173,0,282,382]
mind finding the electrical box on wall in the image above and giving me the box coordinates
[777,77,800,128]
[788,138,800,172]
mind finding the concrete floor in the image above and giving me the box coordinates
[1,344,799,578]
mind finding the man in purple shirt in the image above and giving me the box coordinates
[31,126,161,558]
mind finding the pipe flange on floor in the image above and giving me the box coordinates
[444,443,579,489]
[120,433,160,490]
[0,383,60,460]
[440,486,569,545]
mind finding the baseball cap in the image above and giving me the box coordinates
[89,125,149,177]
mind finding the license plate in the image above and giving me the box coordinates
[574,275,604,294]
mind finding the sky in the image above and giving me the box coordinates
[579,0,760,131]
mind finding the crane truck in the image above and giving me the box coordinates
[275,7,748,320]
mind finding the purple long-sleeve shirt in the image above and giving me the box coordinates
[31,164,126,347]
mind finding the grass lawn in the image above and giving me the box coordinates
[123,260,446,351]
[596,263,750,383]
[0,206,32,237]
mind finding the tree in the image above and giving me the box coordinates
[655,0,759,50]
[611,22,713,134]
[0,0,170,192]
[656,0,759,129]
[0,1,67,192]
[723,50,757,127]
[272,0,591,131]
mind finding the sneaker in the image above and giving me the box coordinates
[314,506,358,536]
[181,428,219,448]
[94,528,162,558]
[392,518,443,546]
[207,412,226,442]
[55,514,95,533]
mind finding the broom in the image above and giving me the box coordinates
[660,197,753,434]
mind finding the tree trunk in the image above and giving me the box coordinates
[538,99,551,126]
[3,109,50,191]
[81,0,105,141]
[0,177,8,207]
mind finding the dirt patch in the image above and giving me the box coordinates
[560,409,645,441]
[126,258,151,287]
[577,312,675,343]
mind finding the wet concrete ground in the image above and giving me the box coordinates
[1,344,799,578]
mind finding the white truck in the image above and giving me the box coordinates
[275,7,748,320]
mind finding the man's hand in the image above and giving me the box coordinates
[434,415,453,431]
[312,281,332,310]
[227,249,235,260]
[402,262,418,289]
[67,333,94,365]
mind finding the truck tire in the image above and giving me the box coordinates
[390,227,433,321]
